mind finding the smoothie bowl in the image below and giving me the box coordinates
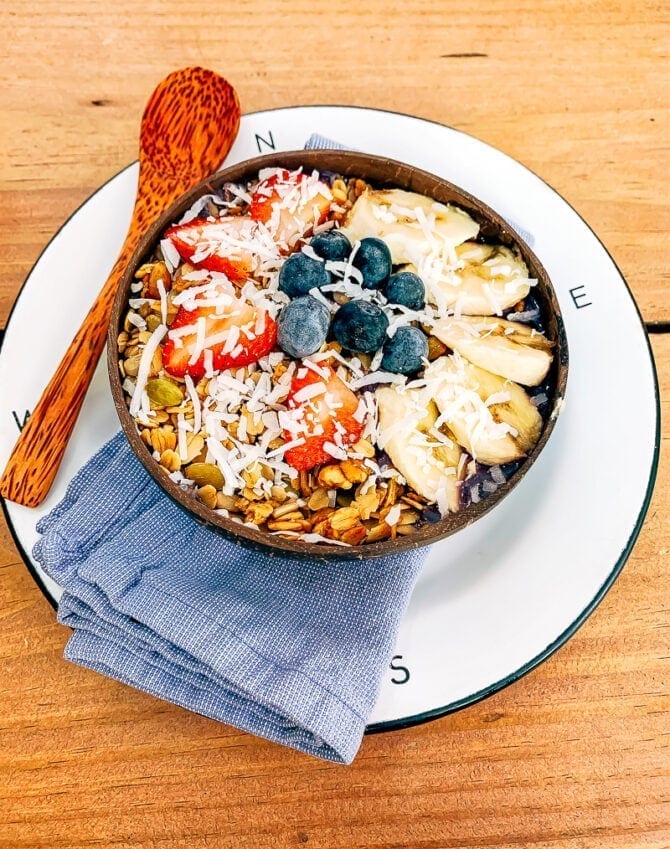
[108,150,568,560]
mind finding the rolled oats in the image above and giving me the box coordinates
[245,501,274,525]
[307,488,330,511]
[123,354,141,377]
[150,428,178,455]
[317,465,349,490]
[184,433,205,463]
[267,518,311,532]
[159,449,181,472]
[366,523,392,543]
[340,459,369,484]
[197,484,218,509]
[272,501,304,520]
[329,506,360,532]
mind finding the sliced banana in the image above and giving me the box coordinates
[427,242,533,316]
[431,315,554,386]
[340,188,480,265]
[376,386,462,513]
[424,355,542,465]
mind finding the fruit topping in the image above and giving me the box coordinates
[164,217,264,281]
[384,271,425,310]
[277,295,331,359]
[432,243,533,316]
[376,386,462,514]
[330,300,389,353]
[341,187,480,266]
[381,326,429,375]
[249,168,332,249]
[310,229,352,262]
[162,293,276,380]
[278,251,332,297]
[283,366,364,471]
[431,315,554,386]
[424,355,542,465]
[352,236,392,289]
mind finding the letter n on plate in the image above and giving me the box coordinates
[255,131,276,153]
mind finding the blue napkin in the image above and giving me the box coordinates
[34,431,426,763]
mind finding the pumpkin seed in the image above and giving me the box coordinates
[146,313,162,333]
[145,378,184,407]
[184,462,225,490]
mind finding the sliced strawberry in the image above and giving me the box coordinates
[162,299,277,380]
[283,366,364,471]
[250,169,332,249]
[164,217,256,282]
[249,170,291,223]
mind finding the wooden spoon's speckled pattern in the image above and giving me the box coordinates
[0,67,240,507]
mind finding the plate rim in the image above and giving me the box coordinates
[0,105,661,734]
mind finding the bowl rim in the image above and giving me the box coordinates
[107,149,569,561]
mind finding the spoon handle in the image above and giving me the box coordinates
[0,223,145,507]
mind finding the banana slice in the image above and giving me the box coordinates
[424,355,542,465]
[431,315,554,386]
[430,242,533,316]
[376,386,462,513]
[340,188,480,265]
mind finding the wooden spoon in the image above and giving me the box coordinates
[0,66,241,507]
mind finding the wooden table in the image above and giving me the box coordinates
[1,2,668,846]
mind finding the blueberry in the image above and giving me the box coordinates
[352,237,392,289]
[384,271,425,310]
[331,300,389,353]
[381,326,428,375]
[422,506,442,524]
[310,230,352,262]
[277,295,331,358]
[278,252,331,298]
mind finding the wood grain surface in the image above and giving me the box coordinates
[1,0,668,846]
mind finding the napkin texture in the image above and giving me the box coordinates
[34,432,426,763]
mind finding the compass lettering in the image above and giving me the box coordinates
[569,284,592,309]
[11,409,30,432]
[255,130,276,153]
[390,655,410,685]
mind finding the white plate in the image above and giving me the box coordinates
[0,107,659,730]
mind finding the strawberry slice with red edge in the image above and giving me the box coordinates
[283,366,364,471]
[162,299,277,380]
[164,217,254,282]
[250,169,332,249]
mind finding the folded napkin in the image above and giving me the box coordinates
[35,434,425,763]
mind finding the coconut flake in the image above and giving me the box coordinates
[129,324,167,417]
[384,504,402,526]
[184,375,202,435]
